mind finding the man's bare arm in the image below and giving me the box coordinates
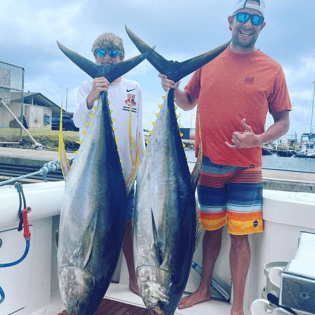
[158,74,198,111]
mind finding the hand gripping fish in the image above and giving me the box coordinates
[56,41,152,315]
[126,26,229,315]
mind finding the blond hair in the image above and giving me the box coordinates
[91,33,125,59]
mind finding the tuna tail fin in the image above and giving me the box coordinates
[125,25,230,82]
[57,41,155,83]
[58,104,71,179]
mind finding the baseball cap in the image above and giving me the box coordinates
[233,0,265,16]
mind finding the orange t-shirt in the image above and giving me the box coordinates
[185,48,292,168]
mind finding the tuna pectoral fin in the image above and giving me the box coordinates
[58,105,71,179]
[126,25,230,82]
[151,209,163,266]
[59,266,95,309]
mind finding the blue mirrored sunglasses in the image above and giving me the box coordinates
[234,12,264,26]
[95,48,120,58]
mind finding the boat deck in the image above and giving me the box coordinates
[94,298,149,314]
[33,283,232,315]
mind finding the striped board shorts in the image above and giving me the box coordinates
[198,157,263,235]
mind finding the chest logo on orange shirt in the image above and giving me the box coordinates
[245,76,255,84]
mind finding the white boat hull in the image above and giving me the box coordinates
[1,182,315,315]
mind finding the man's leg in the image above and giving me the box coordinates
[178,227,223,309]
[122,219,139,295]
[230,234,250,315]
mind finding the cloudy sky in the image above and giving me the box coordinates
[1,0,315,139]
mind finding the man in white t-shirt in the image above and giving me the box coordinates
[73,32,145,295]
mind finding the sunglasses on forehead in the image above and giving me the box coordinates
[95,48,120,58]
[233,12,264,26]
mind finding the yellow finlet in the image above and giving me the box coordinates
[178,123,181,128]
[186,154,188,159]
[143,149,146,153]
[162,96,165,100]
[149,130,153,135]
[120,159,123,163]
[180,132,183,137]
[175,106,178,110]
[155,113,159,118]
[93,106,97,110]
[176,114,179,119]
[118,148,121,152]
[152,121,156,126]
[111,118,115,123]
[74,151,78,155]
[83,131,87,135]
[86,122,90,126]
[158,104,163,109]
[113,127,117,132]
[89,114,95,118]
[110,109,113,114]
[183,143,185,148]
[78,140,83,144]
[108,101,111,104]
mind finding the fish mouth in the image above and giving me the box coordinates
[59,266,95,314]
[137,266,172,313]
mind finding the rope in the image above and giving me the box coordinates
[15,183,26,232]
[0,183,33,304]
[0,156,75,186]
[0,286,4,304]
[0,240,30,268]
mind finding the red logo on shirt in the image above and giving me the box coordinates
[245,76,254,84]
[125,93,137,106]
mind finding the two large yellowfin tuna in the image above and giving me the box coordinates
[57,26,229,315]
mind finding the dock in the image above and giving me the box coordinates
[1,147,315,193]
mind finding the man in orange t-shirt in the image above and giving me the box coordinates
[159,1,291,315]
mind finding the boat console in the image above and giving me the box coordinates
[251,231,315,315]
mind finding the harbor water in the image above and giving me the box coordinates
[186,151,315,173]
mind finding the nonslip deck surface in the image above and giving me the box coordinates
[94,298,150,315]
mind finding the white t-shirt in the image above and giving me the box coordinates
[73,78,145,180]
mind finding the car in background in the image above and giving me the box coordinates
[52,113,79,131]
